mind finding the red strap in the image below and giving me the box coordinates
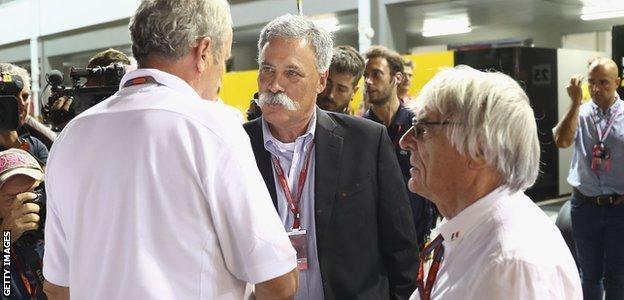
[12,252,37,299]
[271,141,315,230]
[417,234,445,300]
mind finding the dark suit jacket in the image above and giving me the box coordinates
[244,108,419,300]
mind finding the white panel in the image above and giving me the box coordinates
[555,48,606,196]
[39,0,141,36]
[0,0,35,45]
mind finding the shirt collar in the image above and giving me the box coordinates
[438,185,510,247]
[365,102,412,126]
[590,94,623,116]
[262,109,317,152]
[119,68,204,101]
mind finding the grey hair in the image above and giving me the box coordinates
[412,65,540,192]
[129,0,232,66]
[0,63,30,89]
[257,14,334,73]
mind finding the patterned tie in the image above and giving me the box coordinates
[416,234,445,300]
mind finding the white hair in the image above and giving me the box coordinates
[257,14,334,73]
[129,0,232,66]
[413,65,540,192]
[0,63,30,89]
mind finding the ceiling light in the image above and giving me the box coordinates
[581,9,624,20]
[581,4,624,20]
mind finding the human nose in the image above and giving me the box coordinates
[399,126,417,151]
[265,73,285,94]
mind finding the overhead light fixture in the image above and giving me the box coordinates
[581,4,624,20]
[422,14,472,37]
[581,9,624,20]
[313,17,340,33]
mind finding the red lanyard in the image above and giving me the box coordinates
[271,141,315,230]
[12,252,38,299]
[592,106,621,143]
[417,234,445,300]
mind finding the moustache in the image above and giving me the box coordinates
[257,92,298,111]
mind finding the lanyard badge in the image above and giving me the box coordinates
[271,141,315,270]
[590,105,621,173]
[591,142,611,172]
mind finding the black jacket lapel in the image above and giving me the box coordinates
[243,118,278,208]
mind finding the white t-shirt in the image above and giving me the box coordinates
[410,187,582,300]
[43,68,296,299]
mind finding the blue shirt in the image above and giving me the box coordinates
[568,97,624,196]
[261,110,324,300]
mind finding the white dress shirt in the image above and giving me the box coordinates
[44,68,296,299]
[410,186,582,300]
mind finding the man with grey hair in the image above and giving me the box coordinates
[316,45,364,114]
[244,14,418,299]
[43,1,298,299]
[400,65,581,300]
[0,63,50,163]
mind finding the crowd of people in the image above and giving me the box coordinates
[0,0,621,299]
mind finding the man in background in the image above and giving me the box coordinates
[363,45,434,247]
[553,57,624,300]
[397,58,414,103]
[316,45,364,114]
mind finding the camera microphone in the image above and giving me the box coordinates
[46,70,64,86]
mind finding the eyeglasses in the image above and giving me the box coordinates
[412,117,459,140]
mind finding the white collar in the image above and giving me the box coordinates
[119,68,203,101]
[438,186,510,247]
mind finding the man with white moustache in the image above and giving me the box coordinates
[244,14,419,299]
[399,66,582,300]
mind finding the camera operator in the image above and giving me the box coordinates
[0,64,49,165]
[49,48,133,131]
[0,148,45,299]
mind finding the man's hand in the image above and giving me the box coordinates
[255,267,299,300]
[43,280,69,300]
[567,74,584,106]
[1,192,39,242]
[51,96,73,113]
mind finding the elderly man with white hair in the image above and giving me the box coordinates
[399,66,582,300]
[43,0,298,299]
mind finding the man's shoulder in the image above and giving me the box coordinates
[482,193,572,266]
[321,109,384,133]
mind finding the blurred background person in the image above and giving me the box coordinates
[0,63,49,165]
[553,57,624,300]
[397,58,414,103]
[316,45,364,114]
[363,45,435,247]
